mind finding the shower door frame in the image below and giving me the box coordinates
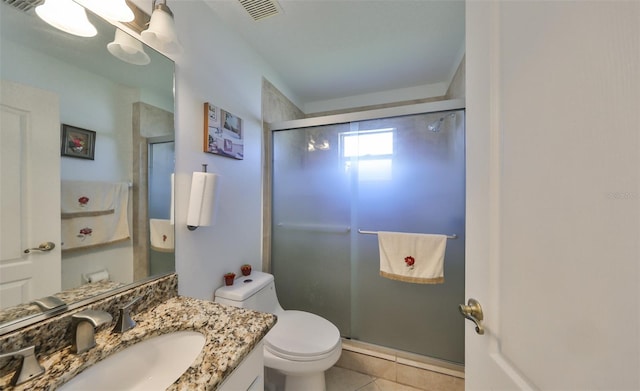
[269,99,465,132]
[264,98,465,272]
[265,98,466,363]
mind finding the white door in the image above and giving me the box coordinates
[465,1,639,389]
[0,80,61,309]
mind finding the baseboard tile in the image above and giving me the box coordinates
[341,339,396,361]
[339,338,464,380]
[336,350,397,382]
[396,356,464,379]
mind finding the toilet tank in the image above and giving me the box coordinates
[214,271,283,314]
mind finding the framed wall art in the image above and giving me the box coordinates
[61,124,96,160]
[203,102,244,160]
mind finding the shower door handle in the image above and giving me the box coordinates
[459,298,485,335]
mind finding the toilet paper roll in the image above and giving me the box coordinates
[86,270,109,283]
[187,172,220,229]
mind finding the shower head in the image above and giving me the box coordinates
[427,118,444,132]
[427,113,456,132]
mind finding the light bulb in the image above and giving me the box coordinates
[141,2,181,54]
[36,0,97,37]
[107,29,151,66]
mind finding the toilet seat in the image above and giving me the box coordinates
[265,310,340,362]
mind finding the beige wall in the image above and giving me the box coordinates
[445,56,465,99]
[262,78,306,124]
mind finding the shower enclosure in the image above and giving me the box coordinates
[270,101,465,364]
[148,138,175,275]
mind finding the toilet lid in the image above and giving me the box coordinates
[265,310,340,361]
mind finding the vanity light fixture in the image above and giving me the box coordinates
[141,0,181,55]
[107,28,151,65]
[35,0,97,37]
[73,0,135,23]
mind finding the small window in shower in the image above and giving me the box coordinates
[341,128,394,181]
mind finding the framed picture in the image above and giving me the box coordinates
[61,124,96,160]
[203,102,244,160]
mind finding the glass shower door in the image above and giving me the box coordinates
[272,123,353,335]
[271,109,465,363]
[148,140,174,275]
[349,110,465,363]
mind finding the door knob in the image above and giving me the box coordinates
[459,298,485,335]
[24,242,56,254]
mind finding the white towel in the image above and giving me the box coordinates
[61,182,130,251]
[61,181,121,218]
[378,231,446,284]
[150,218,174,252]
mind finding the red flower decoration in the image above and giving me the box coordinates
[77,227,93,241]
[404,256,415,267]
[78,196,89,206]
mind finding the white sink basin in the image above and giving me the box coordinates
[60,331,206,391]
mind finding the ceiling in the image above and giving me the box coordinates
[201,0,465,110]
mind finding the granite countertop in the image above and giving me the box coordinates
[9,296,276,390]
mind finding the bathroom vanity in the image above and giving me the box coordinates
[0,274,276,390]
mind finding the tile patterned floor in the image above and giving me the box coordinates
[326,366,423,391]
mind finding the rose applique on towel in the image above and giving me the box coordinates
[77,227,93,241]
[78,196,89,207]
[404,256,415,270]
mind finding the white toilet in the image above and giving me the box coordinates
[214,271,342,391]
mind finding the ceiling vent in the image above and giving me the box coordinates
[238,0,281,21]
[2,0,43,12]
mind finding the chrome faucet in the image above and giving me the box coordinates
[0,345,45,386]
[71,310,113,354]
[112,296,142,333]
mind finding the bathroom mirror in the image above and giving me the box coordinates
[0,0,175,333]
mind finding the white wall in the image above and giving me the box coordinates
[169,1,292,300]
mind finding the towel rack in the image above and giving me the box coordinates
[357,229,458,239]
[277,222,351,234]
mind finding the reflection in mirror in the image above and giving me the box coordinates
[0,0,175,332]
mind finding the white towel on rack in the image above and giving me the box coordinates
[61,180,120,218]
[150,218,174,252]
[378,231,446,284]
[61,182,130,251]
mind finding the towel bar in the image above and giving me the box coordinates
[277,222,351,234]
[357,229,458,239]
